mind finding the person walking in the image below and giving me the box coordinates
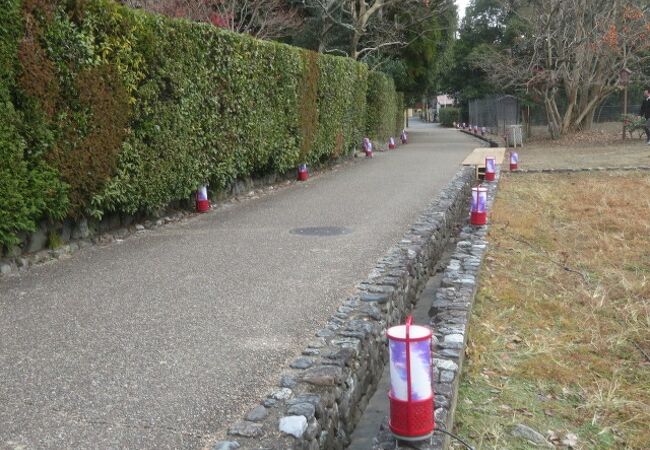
[640,88,650,144]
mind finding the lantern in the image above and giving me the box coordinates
[509,151,519,171]
[484,156,496,181]
[470,185,488,225]
[196,185,210,213]
[387,316,434,441]
[400,130,408,144]
[363,137,374,158]
[297,163,309,181]
[389,137,396,150]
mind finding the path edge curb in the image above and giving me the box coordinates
[214,166,476,450]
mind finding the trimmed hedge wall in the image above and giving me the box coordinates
[366,71,399,142]
[0,0,68,247]
[439,107,461,127]
[0,0,402,248]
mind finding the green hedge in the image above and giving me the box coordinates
[0,0,68,247]
[439,107,461,127]
[366,71,401,142]
[395,92,405,136]
[0,0,401,247]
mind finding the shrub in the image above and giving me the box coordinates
[366,71,400,142]
[439,107,460,127]
[1,0,402,245]
[395,92,405,135]
[0,0,68,247]
[312,54,367,162]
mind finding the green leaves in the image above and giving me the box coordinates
[0,0,68,247]
[1,0,401,247]
[366,71,399,142]
[439,107,460,127]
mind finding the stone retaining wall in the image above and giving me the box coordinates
[457,129,500,148]
[372,169,501,450]
[371,165,650,450]
[214,167,476,450]
[428,171,499,450]
[0,166,339,278]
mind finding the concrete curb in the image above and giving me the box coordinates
[214,167,476,450]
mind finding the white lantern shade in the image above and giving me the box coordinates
[387,324,432,402]
[485,157,496,173]
[197,185,208,201]
[471,186,488,213]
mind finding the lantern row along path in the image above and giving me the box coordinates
[0,119,479,449]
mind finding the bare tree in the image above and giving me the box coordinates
[121,0,302,40]
[305,0,451,61]
[474,0,649,138]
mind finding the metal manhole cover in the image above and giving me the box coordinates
[289,226,353,237]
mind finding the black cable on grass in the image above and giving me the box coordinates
[435,428,476,450]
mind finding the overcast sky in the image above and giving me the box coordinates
[456,0,471,22]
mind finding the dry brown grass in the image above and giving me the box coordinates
[483,122,650,170]
[453,171,650,449]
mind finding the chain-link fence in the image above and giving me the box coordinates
[468,89,644,138]
[527,103,641,126]
[468,95,520,136]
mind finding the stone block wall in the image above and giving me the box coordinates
[215,167,475,450]
[372,169,500,450]
[0,171,305,277]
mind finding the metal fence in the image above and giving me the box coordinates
[468,95,520,136]
[468,91,642,135]
[528,103,641,126]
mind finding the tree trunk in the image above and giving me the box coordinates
[350,31,360,60]
[544,93,562,140]
[574,104,598,131]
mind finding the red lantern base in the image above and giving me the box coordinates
[470,211,487,225]
[196,199,210,213]
[297,170,309,181]
[510,163,518,171]
[365,150,373,158]
[389,143,396,150]
[485,171,496,181]
[389,395,434,441]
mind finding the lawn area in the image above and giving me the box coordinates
[484,122,650,169]
[452,171,650,449]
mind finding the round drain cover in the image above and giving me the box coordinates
[289,226,352,237]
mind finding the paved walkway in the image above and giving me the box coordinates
[0,120,479,449]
